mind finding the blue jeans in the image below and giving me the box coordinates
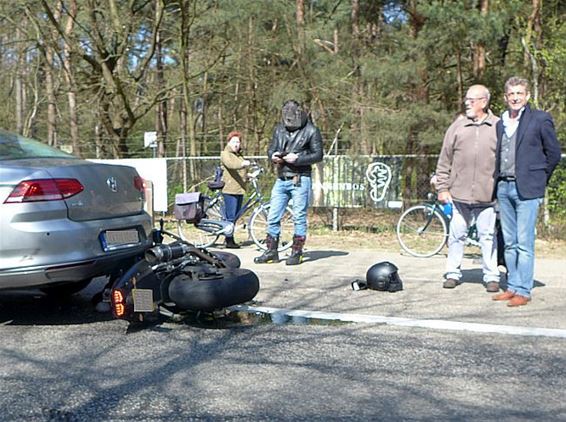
[497,180,542,298]
[222,193,243,223]
[267,176,311,238]
[222,193,243,236]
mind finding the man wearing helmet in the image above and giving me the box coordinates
[255,99,323,265]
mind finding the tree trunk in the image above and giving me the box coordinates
[296,0,305,55]
[94,123,104,158]
[524,0,542,67]
[244,16,257,154]
[67,90,80,155]
[403,0,429,205]
[472,0,488,78]
[201,71,208,155]
[15,28,26,135]
[62,0,80,156]
[402,132,416,208]
[155,25,167,158]
[350,0,362,155]
[523,0,542,103]
[179,96,188,192]
[45,44,58,146]
[179,0,197,181]
[456,49,463,108]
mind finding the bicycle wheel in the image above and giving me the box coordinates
[177,219,222,248]
[206,195,225,220]
[396,204,448,257]
[248,203,294,252]
[176,194,226,248]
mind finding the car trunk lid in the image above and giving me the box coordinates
[43,160,145,221]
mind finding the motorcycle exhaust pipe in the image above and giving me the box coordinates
[145,243,191,264]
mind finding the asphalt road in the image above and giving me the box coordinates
[1,273,565,421]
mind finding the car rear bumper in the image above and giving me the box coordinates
[1,210,153,290]
[0,241,151,289]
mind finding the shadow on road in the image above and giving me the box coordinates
[460,268,546,289]
[0,284,111,326]
[304,250,349,262]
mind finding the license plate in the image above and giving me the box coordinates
[103,229,140,250]
[132,289,154,312]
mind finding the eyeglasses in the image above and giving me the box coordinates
[463,97,486,103]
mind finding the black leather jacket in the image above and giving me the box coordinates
[267,121,323,178]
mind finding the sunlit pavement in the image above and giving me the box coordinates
[214,244,566,335]
[2,244,565,421]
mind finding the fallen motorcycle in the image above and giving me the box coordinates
[109,228,260,323]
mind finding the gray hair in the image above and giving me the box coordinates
[468,84,491,102]
[504,76,530,94]
[480,85,490,102]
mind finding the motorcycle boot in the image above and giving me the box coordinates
[254,234,280,264]
[225,236,241,249]
[285,235,306,266]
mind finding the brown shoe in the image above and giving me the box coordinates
[492,290,515,301]
[443,278,458,289]
[507,295,530,307]
[486,281,500,293]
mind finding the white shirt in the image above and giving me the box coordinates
[501,107,525,138]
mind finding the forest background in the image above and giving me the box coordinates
[0,0,565,229]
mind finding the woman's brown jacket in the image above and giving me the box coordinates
[220,145,248,195]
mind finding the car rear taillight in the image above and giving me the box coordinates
[111,288,126,318]
[134,175,145,192]
[4,178,84,203]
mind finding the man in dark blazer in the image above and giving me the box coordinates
[492,76,562,307]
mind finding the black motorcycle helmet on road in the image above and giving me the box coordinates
[366,261,403,292]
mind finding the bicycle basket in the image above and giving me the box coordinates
[174,192,206,223]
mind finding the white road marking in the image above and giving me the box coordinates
[230,305,566,339]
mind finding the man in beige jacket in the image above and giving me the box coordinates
[435,84,500,292]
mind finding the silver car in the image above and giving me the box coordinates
[0,129,153,293]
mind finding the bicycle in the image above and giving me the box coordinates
[396,192,481,258]
[176,163,294,252]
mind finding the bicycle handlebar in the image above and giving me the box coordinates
[247,163,264,180]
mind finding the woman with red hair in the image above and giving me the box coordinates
[220,131,251,248]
